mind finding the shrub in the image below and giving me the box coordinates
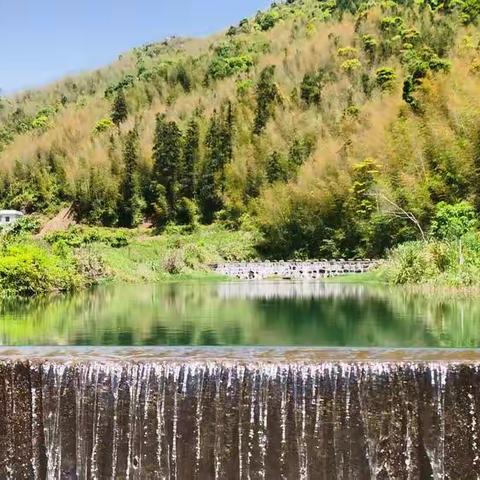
[470,58,480,73]
[361,34,378,57]
[162,249,185,274]
[94,118,115,134]
[382,241,441,284]
[255,10,280,31]
[46,227,130,249]
[380,16,404,33]
[382,235,480,287]
[375,67,396,90]
[300,71,323,105]
[341,59,362,73]
[0,243,79,297]
[7,216,41,237]
[236,79,254,95]
[31,114,51,130]
[104,75,135,98]
[337,47,358,58]
[207,40,259,80]
[176,197,199,230]
[400,27,420,45]
[74,248,109,285]
[344,105,360,117]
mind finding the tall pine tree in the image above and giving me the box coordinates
[152,114,182,216]
[253,66,279,135]
[118,129,145,227]
[179,118,200,200]
[197,104,235,222]
[111,89,128,127]
[197,156,223,224]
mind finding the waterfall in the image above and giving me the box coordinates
[0,360,479,479]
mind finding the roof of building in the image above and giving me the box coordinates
[0,210,24,216]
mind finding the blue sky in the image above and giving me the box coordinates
[0,0,270,94]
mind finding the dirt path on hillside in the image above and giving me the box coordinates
[39,206,75,236]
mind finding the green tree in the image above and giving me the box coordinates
[430,201,477,241]
[197,105,235,222]
[219,101,234,192]
[300,71,323,106]
[430,201,478,265]
[244,163,262,200]
[266,151,288,183]
[152,114,182,216]
[350,158,379,217]
[179,118,200,200]
[288,135,316,170]
[111,90,128,127]
[118,129,145,227]
[73,166,118,226]
[176,197,199,229]
[253,66,279,135]
[197,157,223,223]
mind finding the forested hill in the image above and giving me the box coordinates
[1,0,480,259]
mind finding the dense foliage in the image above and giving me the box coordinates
[1,0,480,259]
[381,201,480,286]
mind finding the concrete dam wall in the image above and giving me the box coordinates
[0,355,479,479]
[213,260,379,279]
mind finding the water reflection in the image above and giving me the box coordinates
[0,281,479,347]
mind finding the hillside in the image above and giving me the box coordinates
[1,0,480,260]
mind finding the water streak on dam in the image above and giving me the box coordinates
[1,350,479,479]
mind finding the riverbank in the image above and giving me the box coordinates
[2,219,480,298]
[331,236,480,296]
[88,225,257,283]
[0,223,257,299]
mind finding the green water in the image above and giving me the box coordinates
[0,281,479,347]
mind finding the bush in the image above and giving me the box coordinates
[162,249,186,274]
[382,236,480,287]
[382,241,443,284]
[46,227,130,249]
[176,197,199,231]
[375,67,396,90]
[255,10,280,31]
[93,118,115,134]
[207,40,256,80]
[337,47,358,58]
[208,54,254,80]
[31,114,51,131]
[341,59,362,73]
[361,34,378,57]
[7,216,41,237]
[0,243,79,297]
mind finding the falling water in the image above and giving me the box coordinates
[1,357,480,479]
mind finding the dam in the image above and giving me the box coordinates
[213,260,379,279]
[1,348,479,479]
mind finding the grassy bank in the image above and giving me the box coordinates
[89,225,256,283]
[0,223,257,298]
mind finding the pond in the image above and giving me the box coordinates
[0,280,478,347]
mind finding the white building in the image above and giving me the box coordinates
[0,210,24,226]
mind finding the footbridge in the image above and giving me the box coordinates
[213,260,379,280]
